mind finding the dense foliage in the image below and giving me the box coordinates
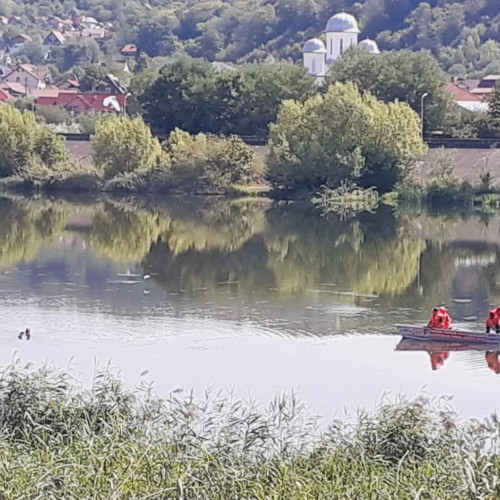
[0,104,67,177]
[0,363,499,497]
[327,48,457,133]
[137,57,316,136]
[92,115,165,178]
[268,83,427,193]
[1,0,500,76]
[163,129,256,192]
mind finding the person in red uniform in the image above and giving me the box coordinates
[428,307,453,330]
[486,307,500,333]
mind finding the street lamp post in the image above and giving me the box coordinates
[420,92,429,140]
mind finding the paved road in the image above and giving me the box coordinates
[65,140,500,187]
[420,149,500,186]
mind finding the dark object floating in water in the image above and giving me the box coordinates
[18,328,30,341]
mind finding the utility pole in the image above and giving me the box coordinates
[420,92,429,140]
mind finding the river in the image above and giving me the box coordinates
[0,194,499,419]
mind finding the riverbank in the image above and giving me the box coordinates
[0,362,497,498]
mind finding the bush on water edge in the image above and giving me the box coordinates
[395,181,500,211]
[0,107,261,195]
[0,362,498,498]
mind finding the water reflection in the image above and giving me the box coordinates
[4,195,500,416]
[1,195,500,313]
[396,339,500,374]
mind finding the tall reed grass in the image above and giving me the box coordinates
[0,362,498,498]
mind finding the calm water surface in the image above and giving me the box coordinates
[1,195,500,419]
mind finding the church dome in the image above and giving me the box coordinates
[302,38,327,53]
[359,38,380,54]
[325,12,360,33]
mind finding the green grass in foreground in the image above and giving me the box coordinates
[0,363,498,498]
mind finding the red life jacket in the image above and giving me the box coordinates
[486,308,500,330]
[429,308,452,329]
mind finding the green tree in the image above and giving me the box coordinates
[78,64,109,92]
[139,58,316,136]
[23,42,46,65]
[137,14,179,57]
[327,49,458,133]
[50,44,96,73]
[0,104,67,177]
[138,57,218,134]
[487,83,500,132]
[236,63,317,135]
[267,83,427,193]
[91,115,165,178]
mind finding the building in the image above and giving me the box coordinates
[8,16,23,26]
[0,87,12,102]
[470,75,500,100]
[73,16,99,28]
[302,12,380,81]
[47,16,73,29]
[0,81,27,98]
[64,28,106,41]
[446,81,488,112]
[211,61,238,72]
[9,34,32,46]
[37,91,127,114]
[43,31,66,46]
[57,78,80,90]
[120,44,137,57]
[3,64,46,90]
[302,38,327,83]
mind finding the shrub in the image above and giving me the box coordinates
[92,115,166,179]
[163,129,256,193]
[35,106,71,125]
[77,111,100,134]
[0,104,68,177]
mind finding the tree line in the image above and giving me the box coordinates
[1,0,500,76]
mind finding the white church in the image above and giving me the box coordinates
[302,12,380,82]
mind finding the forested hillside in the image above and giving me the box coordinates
[0,0,499,76]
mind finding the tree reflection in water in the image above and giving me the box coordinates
[1,195,500,315]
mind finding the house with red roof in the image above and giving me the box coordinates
[447,80,489,112]
[121,44,137,57]
[0,87,12,102]
[57,78,80,90]
[37,91,126,114]
[0,82,26,97]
